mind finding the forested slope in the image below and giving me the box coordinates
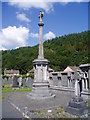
[2,31,89,74]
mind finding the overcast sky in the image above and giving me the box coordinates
[0,0,88,50]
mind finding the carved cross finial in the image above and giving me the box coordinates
[39,10,44,22]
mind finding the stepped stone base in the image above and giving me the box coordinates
[65,96,88,116]
[27,81,55,100]
[12,87,19,90]
[12,85,19,89]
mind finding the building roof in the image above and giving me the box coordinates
[27,68,34,74]
[64,66,80,73]
[30,68,34,73]
[5,70,19,74]
[79,64,90,68]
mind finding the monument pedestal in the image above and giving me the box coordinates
[65,96,88,116]
[27,81,55,99]
[27,59,55,100]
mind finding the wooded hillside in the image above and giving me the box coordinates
[2,31,89,74]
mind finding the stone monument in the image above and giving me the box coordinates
[80,64,90,91]
[12,75,19,89]
[52,72,58,86]
[65,70,88,116]
[18,76,22,87]
[27,10,55,99]
[61,72,68,87]
[22,78,26,88]
[27,77,33,88]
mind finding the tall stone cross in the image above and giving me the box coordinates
[74,71,81,97]
[39,10,44,22]
[38,10,44,59]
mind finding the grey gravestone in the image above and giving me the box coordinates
[12,75,19,88]
[22,78,26,88]
[72,80,75,88]
[52,72,58,86]
[80,64,90,91]
[65,71,88,116]
[2,78,7,84]
[18,77,22,87]
[71,73,75,88]
[27,77,33,88]
[49,77,53,86]
[61,72,68,87]
[8,78,12,84]
[26,77,28,83]
[2,78,4,84]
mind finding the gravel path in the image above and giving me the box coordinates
[8,90,74,111]
[2,96,23,118]
[2,90,89,118]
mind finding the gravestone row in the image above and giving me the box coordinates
[2,78,12,84]
[2,76,33,88]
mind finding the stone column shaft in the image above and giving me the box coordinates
[75,80,80,96]
[68,79,70,87]
[82,79,85,90]
[88,69,90,89]
[38,26,44,59]
[70,80,72,88]
[86,79,88,90]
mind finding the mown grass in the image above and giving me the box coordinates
[2,96,5,100]
[2,83,10,88]
[86,101,90,108]
[2,87,32,93]
[2,93,8,100]
[2,84,32,100]
[2,83,32,93]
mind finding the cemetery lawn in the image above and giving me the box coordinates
[2,93,8,100]
[86,101,90,108]
[2,84,32,93]
[2,96,5,100]
[2,87,32,93]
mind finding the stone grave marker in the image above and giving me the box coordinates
[52,72,58,86]
[61,72,68,87]
[22,78,26,88]
[12,75,19,88]
[2,78,4,84]
[18,77,23,87]
[2,78,8,84]
[8,78,12,84]
[65,70,88,116]
[27,77,33,88]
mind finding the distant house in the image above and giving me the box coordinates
[26,68,34,77]
[4,69,20,77]
[57,66,80,88]
[64,66,80,73]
